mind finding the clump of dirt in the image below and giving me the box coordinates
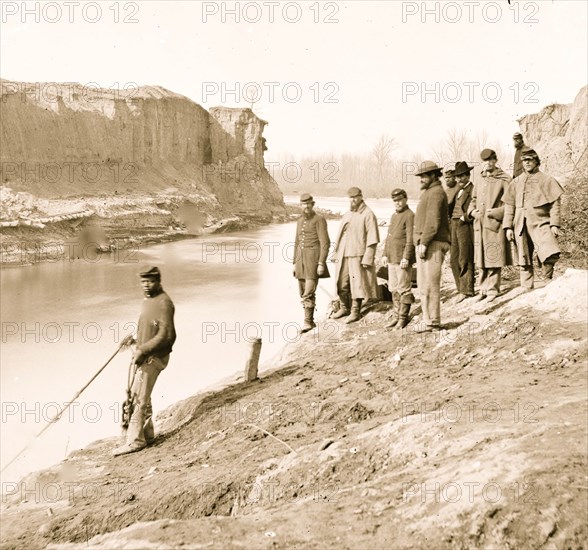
[1,269,587,550]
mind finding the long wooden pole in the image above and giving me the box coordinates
[1,343,127,474]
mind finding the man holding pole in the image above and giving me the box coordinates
[113,265,176,457]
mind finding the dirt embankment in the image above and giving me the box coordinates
[0,81,286,265]
[2,268,587,549]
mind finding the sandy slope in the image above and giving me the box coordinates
[1,269,587,550]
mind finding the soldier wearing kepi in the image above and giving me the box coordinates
[114,266,176,457]
[468,149,513,301]
[382,188,416,329]
[512,132,526,179]
[332,187,380,324]
[413,161,451,332]
[503,148,564,289]
[293,193,330,333]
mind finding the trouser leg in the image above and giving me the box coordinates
[542,253,559,279]
[299,278,317,309]
[486,268,501,296]
[520,231,534,290]
[335,258,351,312]
[450,222,461,291]
[127,356,167,448]
[457,222,475,296]
[417,241,447,327]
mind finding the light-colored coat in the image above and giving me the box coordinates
[502,170,564,264]
[468,167,513,268]
[332,201,380,299]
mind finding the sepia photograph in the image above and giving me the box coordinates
[1,1,587,548]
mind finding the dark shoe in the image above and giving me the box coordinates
[345,299,363,324]
[396,303,412,329]
[300,307,316,333]
[112,444,146,457]
[414,324,440,334]
[385,292,401,328]
[332,306,350,319]
[475,294,487,302]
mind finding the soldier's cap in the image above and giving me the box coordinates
[415,160,443,176]
[445,169,456,177]
[513,132,523,139]
[347,186,362,198]
[480,148,497,161]
[390,188,407,199]
[139,265,161,279]
[521,147,539,160]
[299,193,314,203]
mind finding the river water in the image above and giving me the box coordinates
[1,196,413,482]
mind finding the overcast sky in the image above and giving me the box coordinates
[2,0,587,160]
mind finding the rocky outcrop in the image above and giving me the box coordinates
[0,80,285,261]
[518,85,587,183]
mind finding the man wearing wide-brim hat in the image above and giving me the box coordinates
[331,187,380,323]
[412,161,451,332]
[293,193,331,333]
[443,166,460,288]
[512,132,526,179]
[450,161,476,302]
[114,265,176,457]
[503,148,564,289]
[468,149,513,301]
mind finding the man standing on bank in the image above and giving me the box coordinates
[382,188,415,329]
[450,161,476,302]
[503,148,564,290]
[512,132,526,179]
[293,193,330,333]
[332,187,380,324]
[413,161,451,332]
[443,167,461,290]
[114,265,176,457]
[468,149,513,302]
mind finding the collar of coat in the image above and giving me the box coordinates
[482,166,511,183]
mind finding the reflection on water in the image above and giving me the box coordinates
[0,223,314,480]
[1,198,402,481]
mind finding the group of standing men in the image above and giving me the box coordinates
[293,132,565,333]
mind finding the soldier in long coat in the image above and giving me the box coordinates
[331,187,380,324]
[468,149,513,301]
[503,149,564,289]
[293,194,330,333]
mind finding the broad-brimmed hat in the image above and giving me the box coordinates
[415,160,442,176]
[299,193,314,203]
[391,188,407,199]
[139,265,161,279]
[453,161,473,177]
[347,186,362,198]
[480,148,497,161]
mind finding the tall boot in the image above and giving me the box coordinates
[332,292,351,319]
[345,298,363,324]
[396,293,415,329]
[386,292,401,328]
[300,307,316,333]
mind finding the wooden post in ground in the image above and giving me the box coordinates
[245,338,262,382]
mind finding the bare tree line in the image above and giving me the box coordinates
[271,130,515,199]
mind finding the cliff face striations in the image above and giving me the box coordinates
[0,80,285,259]
[518,85,587,183]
